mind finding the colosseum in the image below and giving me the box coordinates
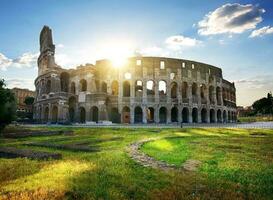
[33,26,237,124]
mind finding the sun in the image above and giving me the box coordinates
[97,39,135,68]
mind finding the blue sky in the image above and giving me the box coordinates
[1,0,273,106]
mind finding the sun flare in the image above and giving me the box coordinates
[97,39,135,68]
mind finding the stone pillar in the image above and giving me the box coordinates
[197,83,201,105]
[155,81,159,104]
[178,107,182,123]
[154,107,160,123]
[130,106,134,124]
[198,109,202,123]
[48,103,52,123]
[167,107,171,123]
[188,108,193,123]
[142,80,147,104]
[142,106,147,124]
[188,83,192,104]
[99,105,108,121]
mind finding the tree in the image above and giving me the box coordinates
[252,92,273,115]
[0,79,17,133]
[24,96,35,105]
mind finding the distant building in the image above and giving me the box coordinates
[12,88,35,113]
[237,106,253,117]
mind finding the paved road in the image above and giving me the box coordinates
[24,122,273,129]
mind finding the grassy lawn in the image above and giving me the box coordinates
[0,127,273,199]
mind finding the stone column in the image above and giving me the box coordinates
[198,109,202,123]
[155,81,159,104]
[142,80,147,104]
[188,108,193,123]
[130,105,134,124]
[48,103,52,123]
[178,107,182,123]
[188,83,192,104]
[154,107,160,123]
[142,106,147,124]
[167,107,171,123]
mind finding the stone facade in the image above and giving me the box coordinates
[33,26,237,124]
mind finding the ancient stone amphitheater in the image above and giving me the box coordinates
[34,26,237,124]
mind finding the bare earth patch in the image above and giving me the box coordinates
[0,147,62,160]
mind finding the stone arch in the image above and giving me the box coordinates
[70,82,76,94]
[209,86,214,104]
[101,82,107,93]
[171,107,178,122]
[146,80,155,95]
[182,107,189,123]
[44,106,49,123]
[217,109,222,122]
[60,72,69,92]
[123,81,130,97]
[192,107,198,123]
[159,107,167,123]
[90,106,99,122]
[158,80,167,96]
[200,84,207,101]
[122,106,130,123]
[52,105,58,123]
[134,106,143,123]
[228,111,231,122]
[192,82,197,97]
[216,87,221,104]
[111,81,119,95]
[170,82,178,98]
[46,79,51,94]
[110,107,120,123]
[223,110,227,123]
[201,108,207,123]
[210,109,215,123]
[147,107,154,123]
[182,82,188,98]
[80,79,87,92]
[135,80,143,97]
[69,96,76,122]
[79,107,86,123]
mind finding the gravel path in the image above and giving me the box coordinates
[128,138,201,172]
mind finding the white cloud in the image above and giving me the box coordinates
[0,52,38,71]
[198,3,265,35]
[56,44,64,48]
[165,35,202,49]
[139,46,170,57]
[249,26,273,38]
[0,53,12,71]
[5,78,35,90]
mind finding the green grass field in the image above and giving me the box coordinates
[0,127,273,200]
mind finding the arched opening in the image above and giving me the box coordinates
[146,80,155,95]
[123,81,130,97]
[200,84,207,104]
[147,107,154,123]
[135,80,143,97]
[60,72,69,92]
[122,106,130,123]
[210,109,215,123]
[209,86,215,104]
[80,79,87,92]
[158,81,166,96]
[228,111,231,122]
[46,80,51,94]
[223,110,227,123]
[101,82,107,93]
[111,81,119,95]
[68,96,76,122]
[79,107,86,123]
[171,82,178,99]
[201,108,207,123]
[90,106,99,122]
[70,82,76,94]
[216,87,221,105]
[192,82,197,97]
[192,108,198,123]
[134,106,143,123]
[182,82,188,98]
[110,107,120,123]
[217,109,222,123]
[159,107,167,123]
[171,107,178,122]
[44,107,49,123]
[52,106,58,123]
[182,107,189,123]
